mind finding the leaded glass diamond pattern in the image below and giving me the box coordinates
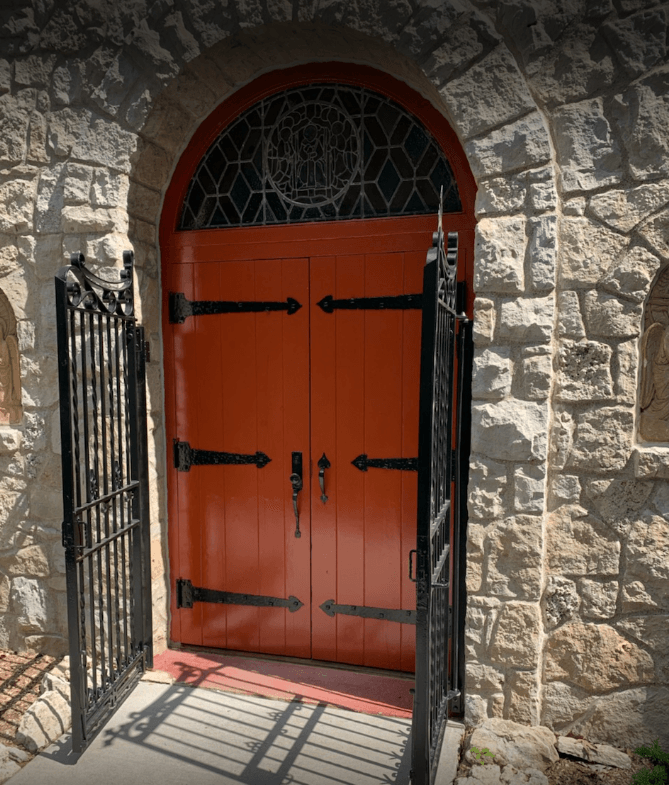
[179,84,461,230]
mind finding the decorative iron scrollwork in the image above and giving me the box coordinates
[57,251,135,318]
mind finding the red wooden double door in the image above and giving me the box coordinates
[164,215,472,672]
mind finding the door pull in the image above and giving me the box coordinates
[317,452,330,504]
[290,452,303,538]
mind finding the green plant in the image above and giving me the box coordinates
[631,739,669,785]
[470,746,495,765]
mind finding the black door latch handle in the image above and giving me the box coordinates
[290,452,303,538]
[317,452,330,504]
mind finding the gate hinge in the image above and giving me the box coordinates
[61,521,74,549]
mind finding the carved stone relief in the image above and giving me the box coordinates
[640,266,669,442]
[0,290,22,425]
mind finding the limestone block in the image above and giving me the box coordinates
[0,60,9,94]
[609,339,636,406]
[91,169,130,209]
[466,662,504,694]
[128,183,161,224]
[638,206,669,260]
[0,266,29,318]
[555,340,613,402]
[528,167,557,212]
[498,296,554,343]
[468,457,507,520]
[611,69,669,181]
[474,174,526,216]
[633,447,669,479]
[506,670,540,726]
[440,45,535,140]
[314,0,413,43]
[466,596,501,658]
[563,197,586,216]
[0,178,37,233]
[550,474,581,505]
[27,110,49,163]
[568,406,633,473]
[61,206,128,235]
[464,718,558,772]
[0,574,8,613]
[555,736,631,769]
[474,217,526,295]
[603,8,668,77]
[514,465,545,514]
[10,577,47,633]
[583,477,653,532]
[547,506,620,576]
[133,141,172,192]
[600,245,661,305]
[51,63,81,106]
[473,298,496,345]
[47,107,91,157]
[553,98,622,191]
[558,217,628,288]
[489,603,541,668]
[62,163,93,204]
[0,492,28,551]
[583,290,643,338]
[543,576,578,628]
[616,616,669,681]
[472,347,511,400]
[464,112,551,180]
[422,15,492,85]
[29,487,62,522]
[471,400,548,462]
[0,428,21,453]
[0,758,20,783]
[528,215,556,291]
[70,115,137,173]
[464,694,488,729]
[8,545,49,577]
[589,182,669,233]
[182,0,235,48]
[545,621,654,691]
[523,23,615,106]
[487,515,543,599]
[557,291,586,340]
[580,579,618,620]
[35,163,65,234]
[0,93,31,165]
[15,689,70,752]
[622,516,669,612]
[543,684,669,749]
[521,346,551,400]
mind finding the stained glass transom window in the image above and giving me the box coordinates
[179,84,462,229]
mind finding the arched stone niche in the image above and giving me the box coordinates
[0,289,22,425]
[640,266,669,443]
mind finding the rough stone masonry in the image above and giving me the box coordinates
[0,0,667,752]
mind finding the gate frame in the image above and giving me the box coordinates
[56,251,153,752]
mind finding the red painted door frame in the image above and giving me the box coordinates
[160,63,476,669]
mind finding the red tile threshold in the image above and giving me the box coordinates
[152,648,414,718]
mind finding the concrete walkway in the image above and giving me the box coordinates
[10,677,464,785]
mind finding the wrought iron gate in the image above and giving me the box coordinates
[56,251,152,752]
[410,209,472,784]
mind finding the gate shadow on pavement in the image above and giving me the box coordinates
[20,660,412,785]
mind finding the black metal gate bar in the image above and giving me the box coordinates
[411,200,468,784]
[56,251,152,752]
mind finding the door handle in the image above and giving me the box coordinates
[290,452,303,538]
[317,452,330,504]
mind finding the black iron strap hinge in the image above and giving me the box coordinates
[169,292,302,323]
[317,293,422,313]
[320,599,416,625]
[173,439,271,471]
[352,454,418,472]
[177,578,303,613]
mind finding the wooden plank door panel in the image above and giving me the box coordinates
[171,258,311,658]
[310,251,422,672]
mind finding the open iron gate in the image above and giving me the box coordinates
[410,213,471,784]
[56,251,152,752]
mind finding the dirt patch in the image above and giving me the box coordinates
[456,725,654,785]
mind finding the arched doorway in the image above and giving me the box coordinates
[160,63,476,673]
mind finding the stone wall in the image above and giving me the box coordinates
[0,0,666,750]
